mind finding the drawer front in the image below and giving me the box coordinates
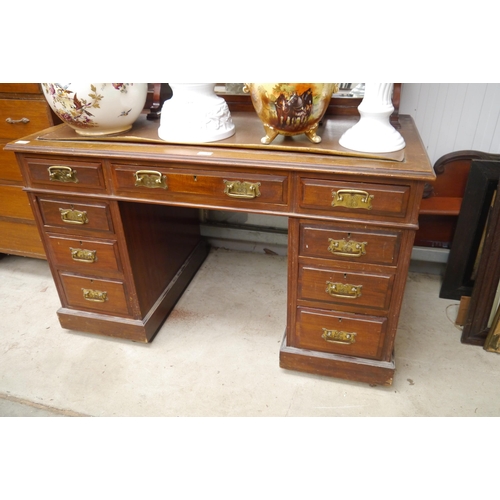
[0,142,24,182]
[0,83,42,94]
[300,223,401,266]
[46,234,122,276]
[38,197,114,234]
[24,157,107,192]
[112,164,289,207]
[0,219,44,257]
[0,98,52,139]
[295,307,386,360]
[299,177,410,219]
[59,273,132,317]
[0,184,35,220]
[298,264,393,313]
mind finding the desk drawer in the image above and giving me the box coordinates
[0,98,52,139]
[38,197,114,234]
[46,234,122,276]
[112,164,289,208]
[59,273,132,317]
[298,264,393,313]
[295,307,387,360]
[299,177,410,219]
[23,157,107,192]
[0,142,24,182]
[299,222,401,266]
[0,184,35,220]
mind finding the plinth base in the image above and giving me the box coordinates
[280,333,395,386]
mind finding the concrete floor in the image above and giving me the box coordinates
[1,247,499,417]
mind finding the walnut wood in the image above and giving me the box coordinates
[6,114,432,385]
[117,202,203,316]
[299,222,401,267]
[298,265,394,313]
[295,307,387,360]
[45,234,123,278]
[279,332,395,386]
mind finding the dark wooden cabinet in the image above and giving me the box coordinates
[6,112,433,385]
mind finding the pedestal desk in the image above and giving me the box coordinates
[6,113,434,386]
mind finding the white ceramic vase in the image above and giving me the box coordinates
[339,83,405,153]
[42,83,148,136]
[158,83,235,143]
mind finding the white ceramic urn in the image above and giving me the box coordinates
[42,83,148,136]
[158,83,235,143]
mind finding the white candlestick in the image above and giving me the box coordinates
[339,83,405,153]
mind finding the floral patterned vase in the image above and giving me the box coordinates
[243,83,339,144]
[42,83,148,136]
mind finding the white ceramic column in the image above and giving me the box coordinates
[159,83,235,143]
[339,83,405,153]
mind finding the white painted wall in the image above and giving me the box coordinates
[400,83,500,165]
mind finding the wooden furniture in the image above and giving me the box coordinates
[0,83,60,258]
[416,150,500,249]
[6,112,433,386]
[436,159,500,345]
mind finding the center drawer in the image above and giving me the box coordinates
[111,164,289,209]
[298,264,394,313]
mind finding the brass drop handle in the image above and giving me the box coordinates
[331,189,374,210]
[6,117,30,124]
[325,281,362,299]
[328,238,367,257]
[70,248,97,263]
[223,180,261,199]
[322,328,357,344]
[59,208,88,225]
[134,170,167,189]
[82,288,107,302]
[48,165,78,183]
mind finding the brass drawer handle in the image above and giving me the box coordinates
[328,238,367,257]
[6,117,30,124]
[134,170,167,189]
[59,208,88,225]
[82,288,107,302]
[70,248,97,263]
[48,165,78,183]
[223,180,261,199]
[325,281,362,299]
[322,328,357,344]
[331,189,373,210]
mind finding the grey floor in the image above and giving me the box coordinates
[1,247,499,417]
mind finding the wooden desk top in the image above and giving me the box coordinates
[6,114,434,182]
